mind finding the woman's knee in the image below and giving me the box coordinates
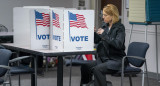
[92,66,100,73]
[92,65,107,73]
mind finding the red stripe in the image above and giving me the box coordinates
[36,13,50,27]
[70,14,88,28]
[52,13,60,28]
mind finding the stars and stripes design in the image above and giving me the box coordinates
[69,12,88,29]
[35,11,50,27]
[52,11,60,28]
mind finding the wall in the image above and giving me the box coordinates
[72,0,101,28]
[123,5,160,73]
[73,0,91,9]
[0,0,73,32]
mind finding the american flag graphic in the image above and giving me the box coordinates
[69,12,88,29]
[52,11,60,28]
[35,11,50,27]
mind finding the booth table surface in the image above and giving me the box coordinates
[1,43,96,86]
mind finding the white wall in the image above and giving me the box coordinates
[0,0,73,32]
[123,4,160,73]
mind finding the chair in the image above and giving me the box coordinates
[0,45,34,86]
[0,45,5,49]
[9,55,34,86]
[0,49,12,86]
[65,54,95,86]
[65,55,92,66]
[120,42,149,86]
[0,24,13,43]
[0,24,8,32]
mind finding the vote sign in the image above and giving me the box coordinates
[50,8,64,51]
[13,7,50,49]
[63,10,94,52]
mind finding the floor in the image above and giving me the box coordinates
[2,66,160,86]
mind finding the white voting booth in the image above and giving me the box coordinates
[13,7,50,49]
[63,10,94,52]
[50,8,64,51]
[14,7,94,52]
[50,8,94,52]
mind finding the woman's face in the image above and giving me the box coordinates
[102,11,113,23]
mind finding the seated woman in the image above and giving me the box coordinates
[80,4,126,86]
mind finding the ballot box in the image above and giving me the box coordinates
[129,0,160,24]
[50,9,94,52]
[13,7,50,49]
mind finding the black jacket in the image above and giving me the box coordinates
[94,21,126,62]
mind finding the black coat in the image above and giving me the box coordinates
[94,21,126,70]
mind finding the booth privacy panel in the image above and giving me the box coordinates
[146,0,160,22]
[129,0,160,24]
[13,7,50,49]
[129,0,146,23]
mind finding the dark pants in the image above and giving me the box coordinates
[80,58,117,86]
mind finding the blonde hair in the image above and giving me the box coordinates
[103,4,119,24]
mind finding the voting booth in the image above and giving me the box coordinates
[63,10,94,52]
[13,7,50,49]
[14,7,94,51]
[50,8,94,52]
[128,0,160,83]
[50,8,64,51]
[129,0,160,24]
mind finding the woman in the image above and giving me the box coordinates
[80,4,126,86]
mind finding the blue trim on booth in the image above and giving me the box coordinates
[129,22,150,25]
[146,0,149,22]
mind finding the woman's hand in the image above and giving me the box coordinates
[94,27,97,32]
[97,28,104,34]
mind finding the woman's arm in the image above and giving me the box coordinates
[94,32,101,44]
[99,25,125,49]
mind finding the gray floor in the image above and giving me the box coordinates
[2,66,160,86]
